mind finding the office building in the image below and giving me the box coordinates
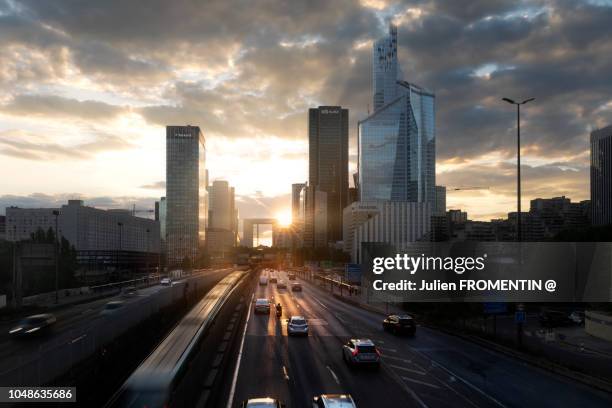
[166,125,207,266]
[342,202,382,257]
[292,183,307,223]
[0,215,5,241]
[353,202,431,262]
[435,186,446,216]
[359,25,435,205]
[6,200,160,270]
[309,106,349,243]
[207,180,238,257]
[591,125,612,225]
[302,184,328,248]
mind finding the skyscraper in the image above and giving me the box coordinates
[308,106,349,243]
[435,186,446,216]
[291,182,307,222]
[166,125,207,266]
[359,25,435,205]
[591,125,612,225]
[207,180,238,256]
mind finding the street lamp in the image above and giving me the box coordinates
[502,97,535,242]
[117,222,124,272]
[52,210,60,304]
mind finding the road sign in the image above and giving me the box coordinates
[515,311,526,323]
[345,263,362,284]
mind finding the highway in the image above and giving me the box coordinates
[0,268,233,386]
[225,270,612,408]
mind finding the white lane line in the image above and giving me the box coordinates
[226,293,253,408]
[326,365,340,385]
[388,364,427,376]
[282,365,290,380]
[70,334,87,344]
[313,298,328,310]
[402,376,441,389]
[429,360,507,408]
[382,355,412,364]
[379,347,397,353]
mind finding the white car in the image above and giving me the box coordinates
[312,394,357,408]
[254,298,271,314]
[160,277,172,286]
[287,316,309,336]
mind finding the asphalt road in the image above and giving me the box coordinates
[227,270,612,408]
[0,268,232,382]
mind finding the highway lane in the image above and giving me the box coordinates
[227,270,612,408]
[0,268,234,383]
[299,277,612,408]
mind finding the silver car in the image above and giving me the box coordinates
[313,394,357,408]
[287,316,309,336]
[342,339,380,367]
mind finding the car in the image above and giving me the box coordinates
[288,273,296,280]
[382,314,416,336]
[277,280,287,289]
[287,316,309,336]
[539,310,573,328]
[9,313,57,337]
[569,310,585,325]
[259,276,268,286]
[342,339,380,367]
[269,277,278,284]
[312,394,357,408]
[101,300,125,315]
[291,282,302,292]
[241,397,285,407]
[254,298,271,314]
[160,277,172,286]
[123,286,138,296]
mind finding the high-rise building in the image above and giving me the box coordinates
[207,180,238,257]
[435,186,446,216]
[166,125,207,266]
[291,182,307,222]
[308,106,349,243]
[302,184,328,248]
[359,25,435,205]
[591,125,612,225]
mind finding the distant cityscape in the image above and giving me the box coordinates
[1,24,611,298]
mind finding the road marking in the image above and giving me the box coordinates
[388,364,426,376]
[70,334,87,344]
[380,355,412,364]
[313,298,328,310]
[379,346,397,353]
[282,365,290,380]
[402,376,441,389]
[429,360,507,408]
[326,365,340,385]
[226,293,253,408]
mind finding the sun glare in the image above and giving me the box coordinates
[276,210,292,227]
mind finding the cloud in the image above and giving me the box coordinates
[1,94,124,120]
[140,180,166,190]
[0,129,134,160]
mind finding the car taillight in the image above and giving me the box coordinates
[375,348,381,357]
[352,348,359,357]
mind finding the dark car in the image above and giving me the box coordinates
[9,314,57,337]
[288,273,296,280]
[291,282,302,292]
[539,310,573,328]
[383,314,416,335]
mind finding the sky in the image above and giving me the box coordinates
[1,0,611,225]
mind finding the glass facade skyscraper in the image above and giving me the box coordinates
[166,125,207,266]
[359,27,435,204]
[308,106,349,243]
[591,125,612,225]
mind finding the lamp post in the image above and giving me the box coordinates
[146,228,150,274]
[52,210,60,304]
[117,222,124,272]
[502,97,535,242]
